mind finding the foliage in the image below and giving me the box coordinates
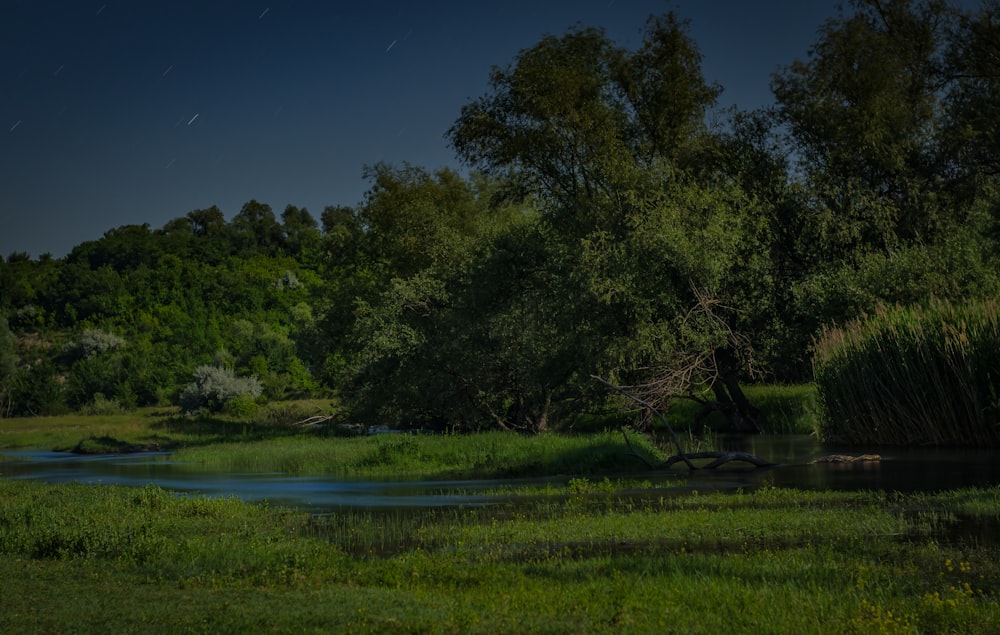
[814,298,1000,445]
[2,479,1000,633]
[0,316,16,416]
[444,13,776,430]
[177,365,263,415]
[3,3,1000,441]
[78,393,131,416]
[62,328,126,360]
[5,360,66,417]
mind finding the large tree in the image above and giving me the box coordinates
[446,13,771,431]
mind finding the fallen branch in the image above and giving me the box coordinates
[593,375,695,470]
[812,454,881,464]
[593,375,773,471]
[659,451,774,469]
[293,415,335,428]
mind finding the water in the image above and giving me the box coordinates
[2,436,999,512]
[0,450,555,511]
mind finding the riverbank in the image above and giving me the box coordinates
[1,478,998,633]
[0,385,819,451]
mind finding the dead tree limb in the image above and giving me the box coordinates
[659,451,775,469]
[593,375,774,471]
[294,415,335,428]
[593,375,696,470]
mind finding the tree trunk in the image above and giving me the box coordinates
[712,347,762,433]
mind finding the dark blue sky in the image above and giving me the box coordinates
[2,0,843,258]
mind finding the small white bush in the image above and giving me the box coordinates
[65,329,126,359]
[178,365,262,414]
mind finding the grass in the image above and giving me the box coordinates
[0,387,818,461]
[1,478,998,633]
[0,407,237,451]
[0,387,820,482]
[814,298,1000,446]
[0,401,341,453]
[167,429,670,479]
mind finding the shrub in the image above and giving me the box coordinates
[814,299,1000,446]
[64,328,126,359]
[222,393,259,420]
[80,393,131,416]
[177,365,262,414]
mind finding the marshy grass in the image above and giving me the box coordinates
[2,478,999,633]
[0,402,341,453]
[814,298,1000,446]
[169,430,669,479]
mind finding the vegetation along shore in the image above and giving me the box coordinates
[5,0,1000,632]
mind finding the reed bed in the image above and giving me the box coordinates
[814,298,1000,446]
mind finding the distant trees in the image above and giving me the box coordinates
[770,0,1000,356]
[0,316,16,417]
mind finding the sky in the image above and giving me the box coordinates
[1,0,847,259]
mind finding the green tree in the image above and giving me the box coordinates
[446,13,766,430]
[771,0,961,257]
[231,200,283,256]
[943,0,1000,250]
[770,0,1000,340]
[177,365,263,414]
[280,205,321,259]
[0,316,16,416]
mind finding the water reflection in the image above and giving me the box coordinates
[2,435,999,512]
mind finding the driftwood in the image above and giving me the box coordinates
[594,375,774,471]
[812,454,881,464]
[293,415,335,428]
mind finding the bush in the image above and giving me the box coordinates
[177,365,262,414]
[64,328,126,360]
[814,299,1000,446]
[79,393,131,416]
[222,393,259,420]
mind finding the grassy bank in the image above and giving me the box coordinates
[0,386,819,457]
[0,387,819,481]
[167,429,681,479]
[1,478,998,633]
[0,401,339,452]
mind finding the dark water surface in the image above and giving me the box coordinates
[2,435,999,512]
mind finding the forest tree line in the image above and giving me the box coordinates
[2,0,1000,431]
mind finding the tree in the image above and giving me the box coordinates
[280,205,321,258]
[769,0,1000,343]
[187,206,227,236]
[177,365,262,414]
[0,316,16,417]
[330,167,529,427]
[771,0,960,257]
[446,13,766,431]
[231,200,283,256]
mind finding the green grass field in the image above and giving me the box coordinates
[1,478,998,633]
[5,389,996,632]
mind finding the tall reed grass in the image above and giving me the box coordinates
[814,298,1000,446]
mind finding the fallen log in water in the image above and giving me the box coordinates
[812,454,881,464]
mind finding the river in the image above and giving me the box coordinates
[2,435,999,512]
